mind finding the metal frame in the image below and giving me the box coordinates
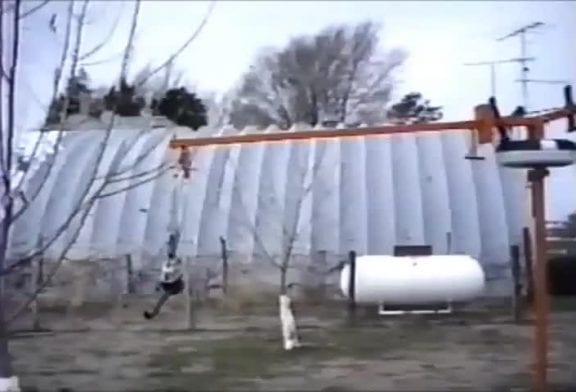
[378,303,453,316]
[169,103,576,392]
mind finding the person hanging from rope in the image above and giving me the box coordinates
[178,146,193,179]
[143,233,185,320]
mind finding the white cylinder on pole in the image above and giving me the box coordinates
[340,255,485,305]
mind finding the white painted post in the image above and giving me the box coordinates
[279,294,300,350]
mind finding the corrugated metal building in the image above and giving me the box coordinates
[9,115,529,295]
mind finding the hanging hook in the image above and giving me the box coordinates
[178,146,193,179]
[488,96,510,146]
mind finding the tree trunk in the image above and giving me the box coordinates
[0,210,19,391]
[279,294,300,351]
[279,266,287,295]
[0,302,17,392]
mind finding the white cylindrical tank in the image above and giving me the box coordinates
[340,255,485,305]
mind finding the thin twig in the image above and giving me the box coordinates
[106,161,173,184]
[0,0,5,176]
[119,0,140,82]
[20,0,50,19]
[78,3,123,61]
[80,50,126,67]
[11,0,75,223]
[5,0,22,186]
[136,0,217,87]
[96,164,170,199]
[5,0,135,273]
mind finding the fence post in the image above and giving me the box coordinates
[446,232,452,254]
[183,256,195,330]
[510,245,522,323]
[219,236,228,296]
[347,250,356,323]
[30,258,41,330]
[125,254,134,294]
[523,227,535,304]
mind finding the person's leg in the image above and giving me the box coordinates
[143,291,170,319]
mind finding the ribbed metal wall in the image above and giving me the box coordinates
[10,122,528,278]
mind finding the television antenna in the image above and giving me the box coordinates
[464,57,535,97]
[497,22,546,110]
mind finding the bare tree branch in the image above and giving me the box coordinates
[106,161,173,184]
[11,0,76,223]
[78,3,123,61]
[136,0,217,88]
[229,21,405,129]
[223,138,331,292]
[80,49,126,67]
[96,163,171,199]
[7,182,98,323]
[0,0,5,175]
[119,0,140,82]
[4,0,137,273]
[20,0,50,19]
[2,0,22,189]
[11,0,74,203]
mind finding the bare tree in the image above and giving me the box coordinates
[132,62,186,100]
[228,21,406,129]
[202,91,233,129]
[222,130,338,350]
[0,0,214,388]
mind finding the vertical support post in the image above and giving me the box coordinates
[219,236,228,296]
[528,167,550,392]
[510,245,522,323]
[446,232,452,254]
[523,227,534,303]
[183,256,194,330]
[347,250,356,323]
[474,103,496,145]
[30,258,40,330]
[125,254,134,294]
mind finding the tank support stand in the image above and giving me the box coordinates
[377,302,453,316]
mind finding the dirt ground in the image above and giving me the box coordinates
[8,297,576,392]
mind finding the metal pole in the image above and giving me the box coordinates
[490,63,496,97]
[347,250,357,323]
[520,33,529,110]
[528,167,550,392]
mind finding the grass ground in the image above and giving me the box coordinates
[8,297,576,391]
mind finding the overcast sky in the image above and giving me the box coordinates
[14,0,576,220]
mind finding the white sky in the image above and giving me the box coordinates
[15,0,576,220]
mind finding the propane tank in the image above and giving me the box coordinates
[340,255,485,305]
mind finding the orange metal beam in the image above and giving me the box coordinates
[168,108,573,149]
[169,120,478,148]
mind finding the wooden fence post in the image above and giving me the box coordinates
[219,236,228,296]
[523,227,535,304]
[30,258,41,330]
[125,254,134,294]
[510,245,522,323]
[183,256,195,330]
[347,250,356,323]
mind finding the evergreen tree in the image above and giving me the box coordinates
[387,92,443,124]
[157,87,207,130]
